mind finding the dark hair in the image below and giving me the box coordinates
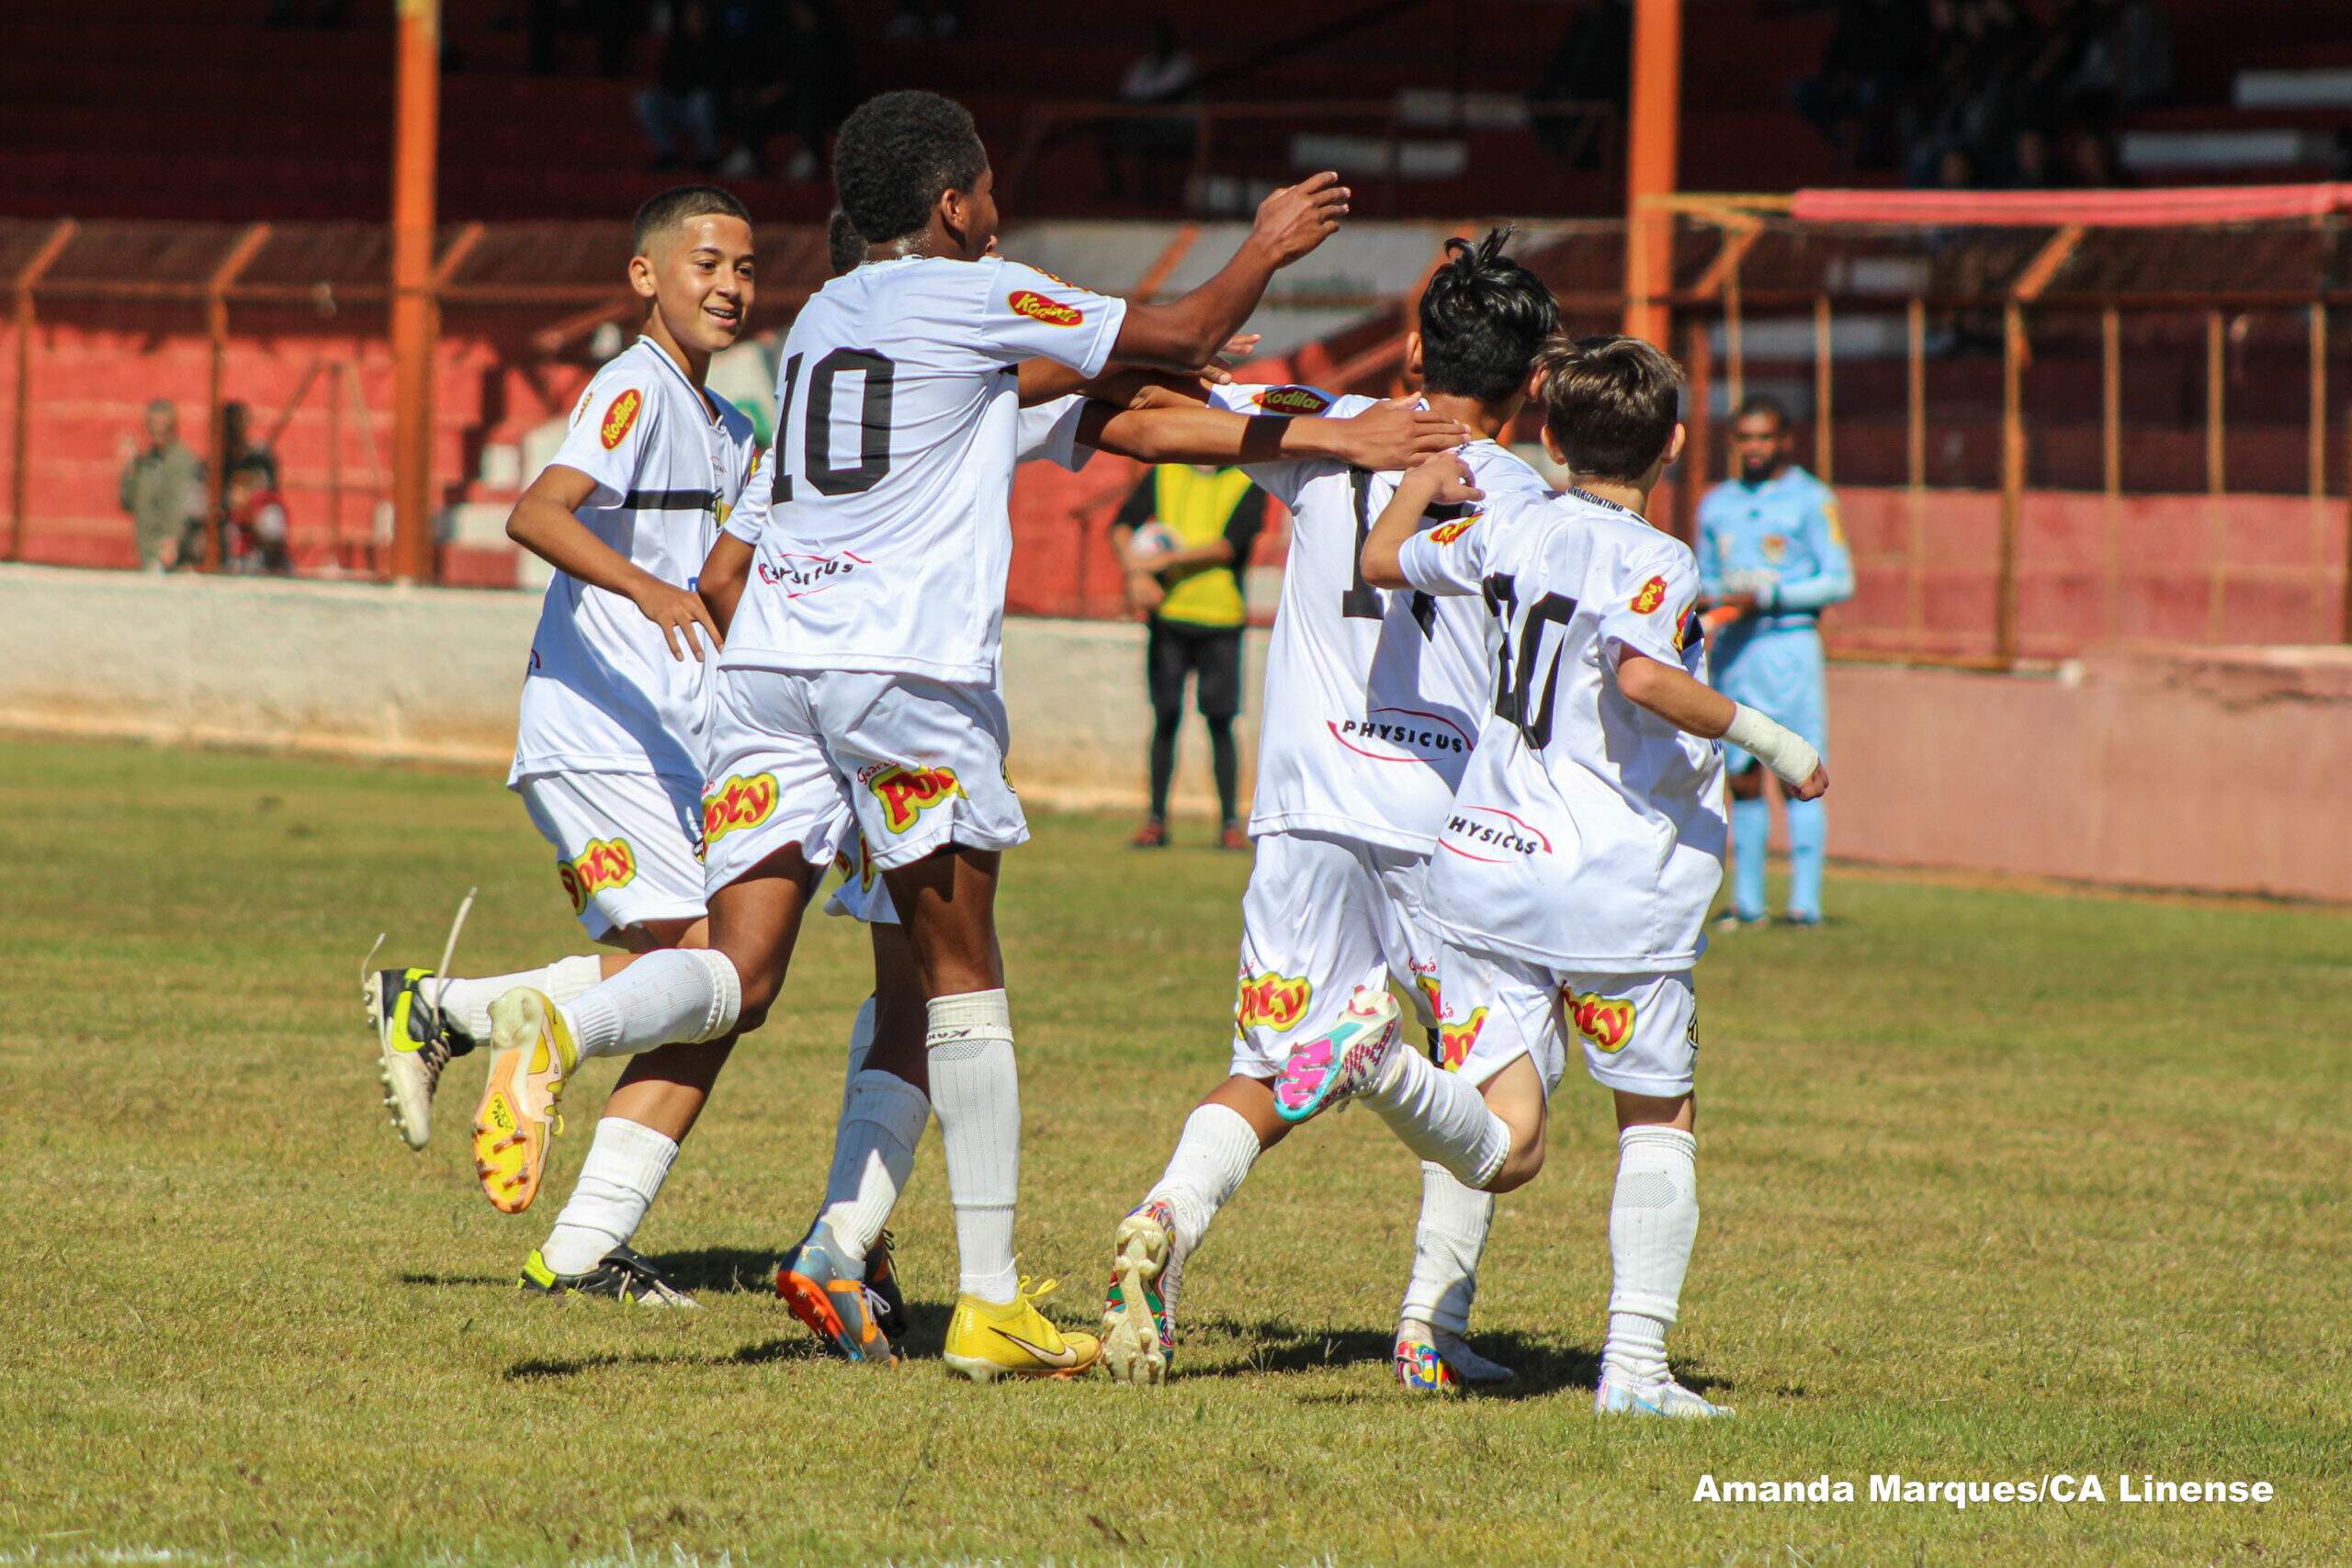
[1734,393,1789,430]
[825,209,865,276]
[832,90,988,247]
[1534,334,1685,482]
[1417,229,1559,405]
[631,185,752,257]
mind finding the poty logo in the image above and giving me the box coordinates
[558,838,638,914]
[1328,705,1472,763]
[600,388,642,450]
[869,766,965,834]
[702,772,779,842]
[1252,386,1332,416]
[1008,289,1084,327]
[833,833,879,893]
[1566,990,1637,1054]
[1429,515,1480,545]
[1441,804,1552,863]
[1631,574,1669,615]
[1234,971,1312,1035]
[1435,1006,1488,1070]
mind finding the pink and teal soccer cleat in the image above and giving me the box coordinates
[1272,987,1401,1123]
[1099,1199,1183,1385]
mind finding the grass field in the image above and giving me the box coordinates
[3,735,2347,1566]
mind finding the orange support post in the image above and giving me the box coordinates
[1621,0,1681,347]
[389,0,442,585]
[9,219,75,563]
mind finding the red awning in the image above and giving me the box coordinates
[1788,185,2352,229]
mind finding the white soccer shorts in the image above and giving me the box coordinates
[516,770,709,942]
[1434,940,1699,1100]
[1228,830,1446,1080]
[699,667,1030,900]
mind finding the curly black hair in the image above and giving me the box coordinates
[825,209,865,276]
[630,185,752,258]
[831,90,988,249]
[1416,229,1560,405]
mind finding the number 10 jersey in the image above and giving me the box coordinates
[722,254,1127,686]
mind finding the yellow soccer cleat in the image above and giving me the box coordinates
[470,988,579,1215]
[942,1278,1102,1382]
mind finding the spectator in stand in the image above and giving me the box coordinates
[719,0,857,182]
[1792,0,1927,170]
[1112,462,1266,852]
[636,1,723,172]
[118,400,205,573]
[225,461,292,577]
[1530,0,1630,164]
[1100,17,1201,203]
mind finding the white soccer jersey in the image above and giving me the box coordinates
[509,338,760,786]
[1398,487,1729,971]
[722,257,1126,684]
[1210,382,1553,854]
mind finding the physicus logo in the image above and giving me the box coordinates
[1429,515,1480,545]
[1235,971,1312,1035]
[868,765,965,834]
[558,838,637,914]
[1328,705,1472,763]
[600,388,642,450]
[702,772,779,842]
[1566,990,1636,1054]
[1252,386,1332,416]
[1441,804,1552,863]
[1008,289,1084,327]
[1631,574,1669,614]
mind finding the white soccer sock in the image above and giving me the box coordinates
[1600,1124,1700,1389]
[1365,1049,1513,1190]
[1398,1162,1495,1336]
[560,948,740,1061]
[426,954,604,1041]
[816,1067,930,1263]
[1143,1102,1261,1258]
[538,1116,679,1275]
[926,989,1021,1302]
[838,995,877,1121]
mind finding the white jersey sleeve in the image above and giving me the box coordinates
[1396,491,1511,598]
[975,259,1127,378]
[1201,383,1370,510]
[548,367,664,508]
[721,446,772,545]
[1014,393,1095,471]
[1594,536,1701,671]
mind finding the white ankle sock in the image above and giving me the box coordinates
[539,1117,679,1275]
[561,948,740,1060]
[1144,1102,1261,1257]
[816,1067,930,1262]
[926,989,1020,1302]
[428,954,604,1040]
[1365,1050,1513,1189]
[837,995,877,1121]
[1600,1125,1699,1388]
[1399,1162,1494,1336]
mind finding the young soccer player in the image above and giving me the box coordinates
[1312,334,1827,1417]
[1095,231,1562,1391]
[473,89,1352,1380]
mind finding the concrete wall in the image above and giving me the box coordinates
[4,564,2346,901]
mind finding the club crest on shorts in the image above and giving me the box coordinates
[868,765,965,834]
[600,388,643,450]
[1630,574,1669,615]
[1234,970,1312,1036]
[702,772,779,842]
[558,837,638,914]
[1566,990,1637,1054]
[1429,515,1480,545]
[1007,289,1083,328]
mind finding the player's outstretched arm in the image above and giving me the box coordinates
[1361,452,1482,589]
[506,465,721,661]
[1109,175,1349,371]
[1020,335,1262,407]
[1615,652,1828,800]
[697,532,753,636]
[1080,397,1465,471]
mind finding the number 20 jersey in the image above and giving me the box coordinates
[1397,488,1729,971]
[721,255,1127,687]
[1211,383,1553,855]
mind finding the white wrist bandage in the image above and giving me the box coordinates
[1723,704,1819,787]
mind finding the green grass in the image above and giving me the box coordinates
[1,735,2346,1565]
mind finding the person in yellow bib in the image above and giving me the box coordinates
[1113,462,1268,849]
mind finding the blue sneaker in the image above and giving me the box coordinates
[776,1221,896,1365]
[1595,1376,1734,1418]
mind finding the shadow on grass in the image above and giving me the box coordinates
[505,1337,813,1381]
[1170,1314,1732,1403]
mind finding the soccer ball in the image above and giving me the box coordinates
[1127,522,1181,563]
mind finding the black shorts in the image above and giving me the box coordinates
[1146,618,1244,719]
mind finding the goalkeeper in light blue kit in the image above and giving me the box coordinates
[1697,396,1853,927]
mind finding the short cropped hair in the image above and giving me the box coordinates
[1417,229,1559,405]
[831,90,987,248]
[1534,334,1685,483]
[825,209,865,276]
[631,185,752,257]
[1734,393,1790,429]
